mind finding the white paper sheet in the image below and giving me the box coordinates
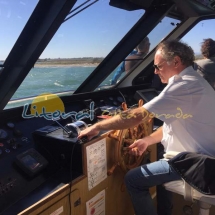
[86,190,105,215]
[86,138,107,190]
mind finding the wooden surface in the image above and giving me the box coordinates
[19,122,157,215]
[18,184,70,215]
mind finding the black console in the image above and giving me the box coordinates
[134,88,159,103]
[134,89,163,127]
[33,126,83,174]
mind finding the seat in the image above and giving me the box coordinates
[163,151,215,215]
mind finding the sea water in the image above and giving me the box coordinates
[11,66,114,100]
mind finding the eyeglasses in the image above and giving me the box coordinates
[153,60,166,70]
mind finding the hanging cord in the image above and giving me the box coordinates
[68,141,78,214]
[118,90,126,103]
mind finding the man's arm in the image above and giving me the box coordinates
[148,126,163,145]
[124,55,138,73]
[78,106,150,140]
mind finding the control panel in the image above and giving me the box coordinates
[0,176,17,197]
[0,122,31,159]
[0,86,157,214]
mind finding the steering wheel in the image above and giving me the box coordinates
[107,99,152,175]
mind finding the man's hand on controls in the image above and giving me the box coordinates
[78,124,99,141]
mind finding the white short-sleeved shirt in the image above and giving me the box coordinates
[143,66,215,156]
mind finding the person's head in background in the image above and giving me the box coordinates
[124,37,150,72]
[136,36,150,54]
[201,38,215,59]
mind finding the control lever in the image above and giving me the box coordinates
[52,117,89,140]
[138,99,144,107]
[53,119,74,137]
[121,102,128,111]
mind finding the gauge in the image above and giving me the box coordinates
[0,129,8,140]
[7,122,15,129]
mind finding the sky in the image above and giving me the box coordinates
[182,19,215,54]
[0,0,215,60]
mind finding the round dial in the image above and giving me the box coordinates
[7,122,15,129]
[0,129,8,140]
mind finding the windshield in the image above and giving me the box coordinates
[0,0,38,62]
[99,16,181,87]
[2,0,215,111]
[4,0,145,109]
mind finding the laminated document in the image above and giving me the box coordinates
[86,138,107,190]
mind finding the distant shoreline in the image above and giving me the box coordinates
[34,58,103,68]
[34,63,99,68]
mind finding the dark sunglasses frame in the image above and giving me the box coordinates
[153,64,160,70]
[153,61,166,70]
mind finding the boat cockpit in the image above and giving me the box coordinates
[0,0,215,214]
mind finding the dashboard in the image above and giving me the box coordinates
[0,85,160,214]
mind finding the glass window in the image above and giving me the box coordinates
[181,19,215,57]
[0,0,38,61]
[6,0,145,109]
[98,16,181,88]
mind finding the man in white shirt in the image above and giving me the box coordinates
[78,40,215,215]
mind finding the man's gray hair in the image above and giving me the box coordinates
[156,40,195,66]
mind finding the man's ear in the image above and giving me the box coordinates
[174,56,181,67]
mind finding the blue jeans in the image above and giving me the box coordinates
[124,160,181,215]
[156,143,174,215]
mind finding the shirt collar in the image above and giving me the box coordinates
[168,66,193,83]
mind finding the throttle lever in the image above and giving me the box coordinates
[121,102,128,111]
[138,99,144,107]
